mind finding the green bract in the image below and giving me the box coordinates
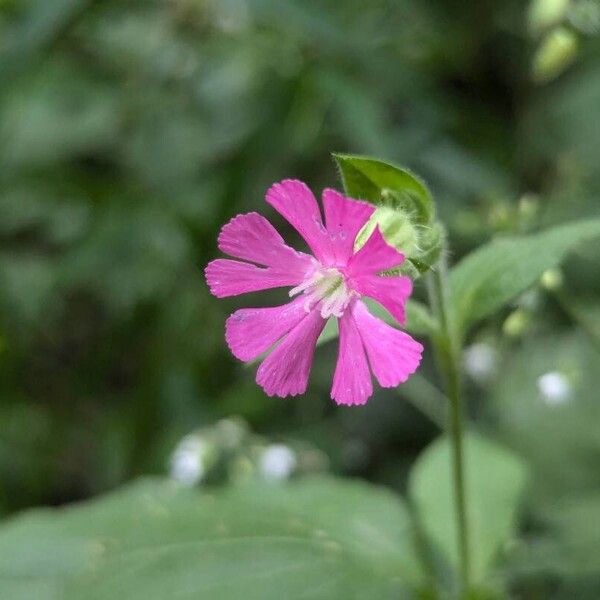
[333,153,442,278]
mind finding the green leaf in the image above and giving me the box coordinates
[450,219,600,338]
[0,477,422,600]
[332,153,434,225]
[409,432,528,584]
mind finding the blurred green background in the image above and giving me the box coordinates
[1,0,600,597]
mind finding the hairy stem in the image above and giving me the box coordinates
[427,258,471,596]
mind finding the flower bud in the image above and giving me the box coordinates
[259,444,298,482]
[518,193,539,228]
[532,27,579,83]
[537,371,572,405]
[503,309,531,338]
[355,207,444,277]
[463,342,497,382]
[169,434,218,486]
[540,268,564,290]
[333,154,442,277]
[528,0,571,36]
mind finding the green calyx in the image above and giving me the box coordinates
[333,153,443,278]
[356,207,444,278]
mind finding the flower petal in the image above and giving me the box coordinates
[352,300,423,387]
[346,226,405,276]
[331,310,373,406]
[322,189,375,266]
[225,297,308,362]
[265,179,331,263]
[256,308,326,397]
[205,259,302,298]
[218,212,312,276]
[350,274,412,324]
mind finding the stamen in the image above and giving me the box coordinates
[290,265,356,318]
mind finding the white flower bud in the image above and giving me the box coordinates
[537,371,572,405]
[259,444,297,482]
[169,435,211,486]
[463,343,497,382]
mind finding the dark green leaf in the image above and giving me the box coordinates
[332,153,435,225]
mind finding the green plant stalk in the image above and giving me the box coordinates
[427,258,471,596]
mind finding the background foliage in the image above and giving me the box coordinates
[1,0,600,597]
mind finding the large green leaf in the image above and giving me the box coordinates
[0,477,422,600]
[450,219,600,338]
[332,153,434,225]
[409,432,527,585]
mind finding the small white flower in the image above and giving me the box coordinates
[463,343,497,382]
[170,435,209,486]
[259,444,297,482]
[537,371,572,405]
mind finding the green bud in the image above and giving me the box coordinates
[503,309,531,338]
[355,207,443,276]
[333,154,443,276]
[228,454,255,483]
[215,417,248,450]
[518,193,539,225]
[532,26,579,83]
[540,268,564,290]
[488,203,515,232]
[355,206,418,256]
[528,0,571,36]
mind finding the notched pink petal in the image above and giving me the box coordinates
[265,179,331,263]
[322,189,375,266]
[346,226,405,276]
[256,309,326,397]
[225,297,308,362]
[331,310,373,406]
[352,300,423,388]
[205,259,301,298]
[350,274,412,324]
[218,212,312,276]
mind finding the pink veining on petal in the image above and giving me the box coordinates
[346,226,405,276]
[256,308,326,397]
[352,300,423,388]
[205,258,304,298]
[218,212,313,276]
[265,179,331,264]
[225,296,308,362]
[331,309,372,406]
[349,274,413,324]
[322,189,375,266]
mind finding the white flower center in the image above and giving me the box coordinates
[289,265,355,318]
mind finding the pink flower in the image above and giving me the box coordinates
[205,180,423,405]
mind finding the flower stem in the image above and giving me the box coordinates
[427,258,471,597]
